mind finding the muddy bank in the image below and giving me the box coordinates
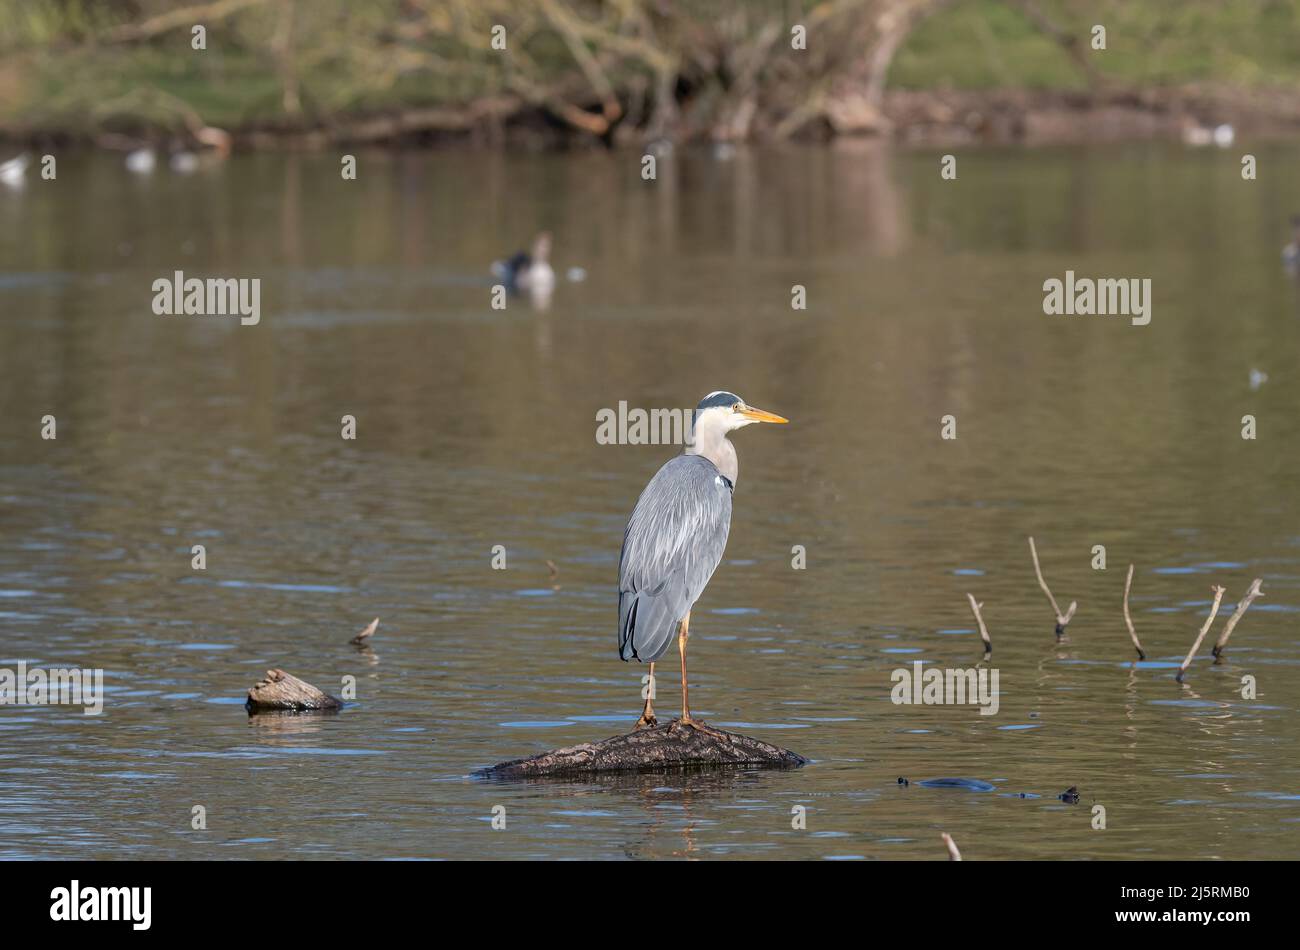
[5,83,1300,152]
[880,84,1300,146]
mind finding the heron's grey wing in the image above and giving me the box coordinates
[618,455,732,661]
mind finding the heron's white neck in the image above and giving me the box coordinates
[687,417,738,485]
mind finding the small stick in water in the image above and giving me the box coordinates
[1122,564,1146,661]
[1028,537,1077,637]
[966,593,992,657]
[1212,578,1263,660]
[941,832,962,861]
[1175,586,1226,683]
[350,617,379,645]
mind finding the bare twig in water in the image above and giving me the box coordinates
[350,617,378,645]
[1175,586,1226,683]
[966,593,992,657]
[1122,564,1146,661]
[1028,537,1077,637]
[1213,578,1264,660]
[941,832,962,861]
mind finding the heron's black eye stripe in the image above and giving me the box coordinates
[696,391,741,412]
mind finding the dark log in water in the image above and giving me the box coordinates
[245,669,343,712]
[480,719,807,778]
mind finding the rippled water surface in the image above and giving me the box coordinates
[1,145,1299,859]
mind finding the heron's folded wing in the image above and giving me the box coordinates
[617,456,732,660]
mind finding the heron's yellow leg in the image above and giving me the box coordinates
[674,613,728,740]
[633,662,657,729]
[678,613,691,720]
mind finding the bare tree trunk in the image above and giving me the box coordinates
[863,0,954,115]
[273,0,301,117]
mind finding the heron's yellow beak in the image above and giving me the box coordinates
[738,404,789,424]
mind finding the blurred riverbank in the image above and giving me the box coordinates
[3,1,1300,151]
[5,83,1300,152]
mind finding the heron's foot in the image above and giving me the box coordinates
[633,713,658,730]
[671,716,730,741]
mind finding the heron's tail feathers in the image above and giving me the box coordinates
[618,589,679,662]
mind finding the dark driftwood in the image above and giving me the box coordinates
[245,668,343,712]
[480,720,807,779]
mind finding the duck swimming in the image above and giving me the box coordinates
[492,232,556,294]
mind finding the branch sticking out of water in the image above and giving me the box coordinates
[1122,564,1146,661]
[966,593,992,657]
[350,617,378,645]
[1175,585,1226,683]
[1212,578,1264,660]
[941,832,962,861]
[1028,536,1077,637]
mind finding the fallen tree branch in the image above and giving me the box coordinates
[966,593,992,657]
[1028,536,1077,636]
[1122,563,1146,660]
[326,97,522,143]
[101,0,269,45]
[538,0,622,123]
[246,669,343,712]
[1212,577,1264,659]
[1011,0,1103,90]
[1175,586,1226,683]
[479,720,807,778]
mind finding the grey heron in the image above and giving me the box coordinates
[617,391,788,733]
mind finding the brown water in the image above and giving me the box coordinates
[1,143,1298,860]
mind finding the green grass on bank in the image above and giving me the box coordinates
[892,0,1300,91]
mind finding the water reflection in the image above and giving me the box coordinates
[0,144,1298,859]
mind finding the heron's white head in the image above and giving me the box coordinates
[691,391,788,438]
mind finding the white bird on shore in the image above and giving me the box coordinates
[125,148,156,174]
[1181,119,1235,148]
[0,154,30,189]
